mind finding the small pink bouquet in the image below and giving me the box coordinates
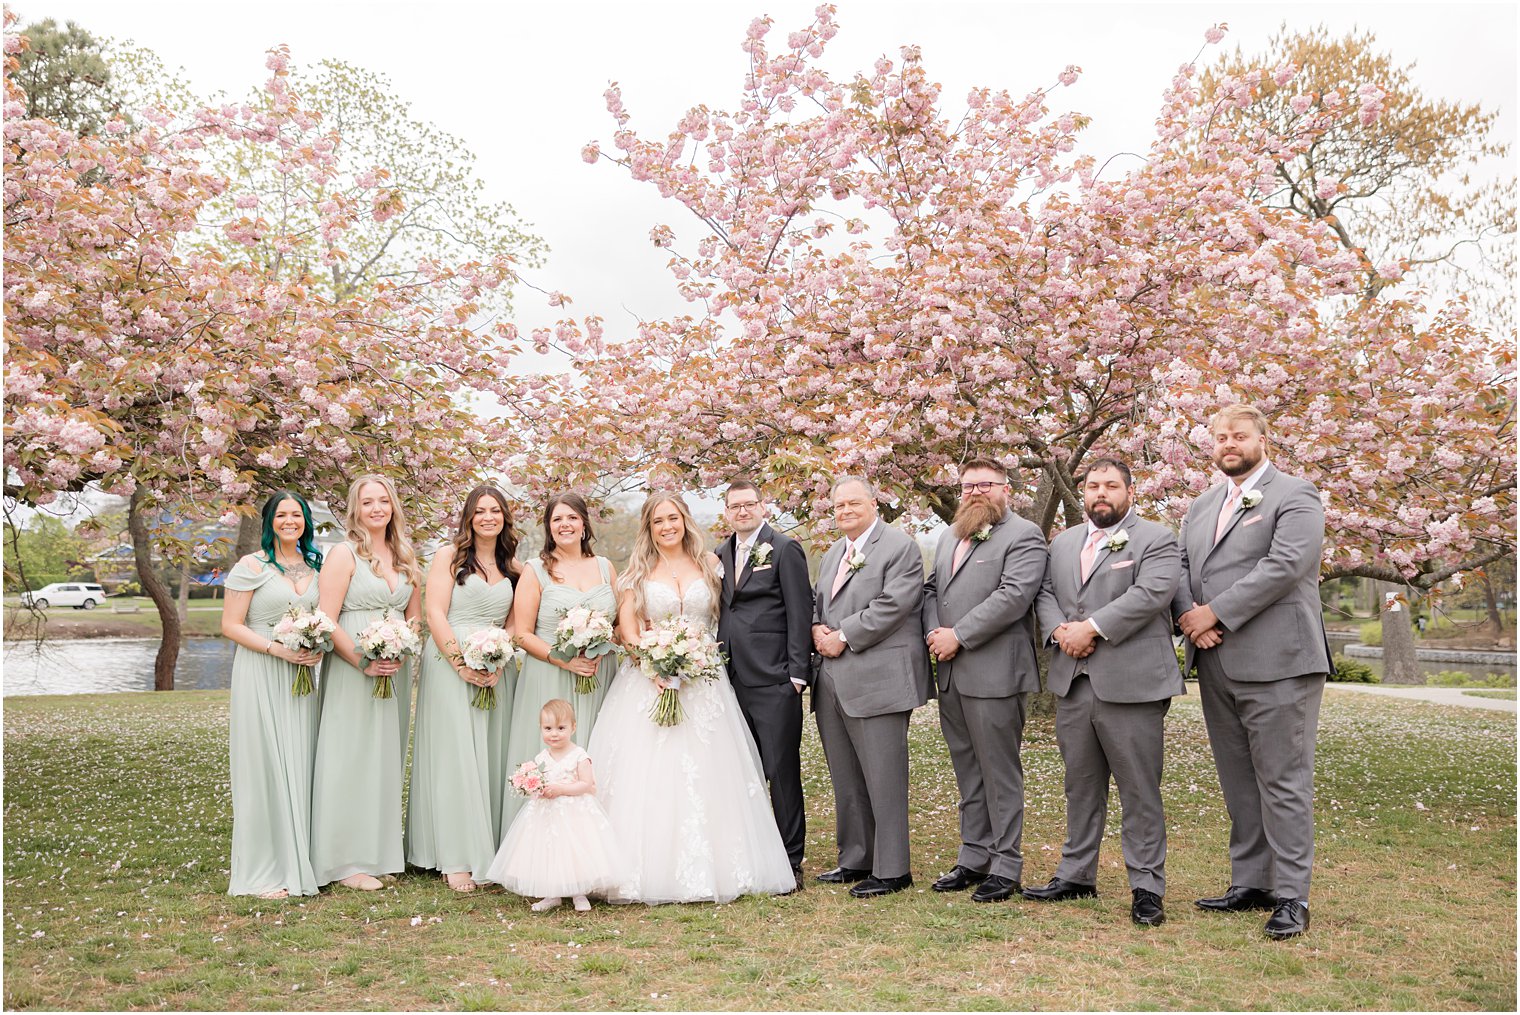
[270,605,336,697]
[550,605,616,695]
[460,627,516,710]
[628,616,724,727]
[354,611,421,699]
[510,759,550,798]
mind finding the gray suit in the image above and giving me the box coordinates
[922,511,1046,880]
[1172,463,1332,900]
[1035,511,1182,894]
[813,521,929,880]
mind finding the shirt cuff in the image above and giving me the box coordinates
[1087,617,1106,639]
[791,678,807,689]
[837,628,849,648]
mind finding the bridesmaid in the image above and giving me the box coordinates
[502,493,618,829]
[222,490,326,898]
[406,485,520,892]
[310,474,422,891]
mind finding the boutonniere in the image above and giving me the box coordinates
[971,524,992,543]
[1240,490,1263,510]
[1103,529,1130,552]
[847,547,867,572]
[749,542,773,568]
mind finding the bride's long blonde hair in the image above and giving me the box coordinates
[617,492,721,624]
[343,474,423,587]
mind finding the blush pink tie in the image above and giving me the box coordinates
[1079,529,1106,583]
[1214,485,1243,545]
[830,542,854,598]
[952,538,972,572]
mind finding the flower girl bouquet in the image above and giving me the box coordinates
[270,606,336,697]
[510,759,550,798]
[354,612,420,699]
[460,627,516,710]
[550,606,617,695]
[628,615,724,727]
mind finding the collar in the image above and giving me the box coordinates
[1085,507,1135,542]
[1223,458,1271,497]
[845,518,879,552]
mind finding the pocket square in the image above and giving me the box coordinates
[751,564,773,572]
[1242,515,1264,527]
[1108,559,1135,570]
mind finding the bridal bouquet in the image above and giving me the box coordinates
[270,606,336,697]
[550,606,616,695]
[510,759,550,798]
[629,616,723,727]
[460,627,516,710]
[355,612,420,699]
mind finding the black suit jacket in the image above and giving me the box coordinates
[717,522,815,688]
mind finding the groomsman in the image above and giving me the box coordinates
[1173,404,1332,940]
[1029,458,1183,926]
[921,459,1047,903]
[812,476,930,898]
[716,478,814,888]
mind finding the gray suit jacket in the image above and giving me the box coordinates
[1036,511,1184,703]
[1171,464,1333,681]
[921,511,1046,697]
[813,521,930,718]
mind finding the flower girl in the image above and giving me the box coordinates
[487,699,623,911]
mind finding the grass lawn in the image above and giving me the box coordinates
[3,597,225,641]
[1463,690,1518,701]
[3,688,1514,1011]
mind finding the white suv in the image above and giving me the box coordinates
[19,583,107,610]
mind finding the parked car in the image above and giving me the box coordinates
[19,583,107,610]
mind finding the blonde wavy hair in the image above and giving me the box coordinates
[342,474,423,588]
[617,492,721,624]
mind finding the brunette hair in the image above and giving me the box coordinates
[538,492,596,582]
[1078,458,1133,487]
[958,458,1010,481]
[450,485,521,587]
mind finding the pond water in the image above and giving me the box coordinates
[2,638,235,696]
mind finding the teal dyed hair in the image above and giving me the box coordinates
[259,490,324,573]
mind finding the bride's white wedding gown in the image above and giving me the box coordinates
[588,578,796,904]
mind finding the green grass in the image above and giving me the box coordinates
[3,596,225,640]
[1463,690,1517,700]
[3,688,1514,1010]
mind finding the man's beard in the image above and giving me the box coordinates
[953,497,1004,541]
[1215,444,1263,477]
[1087,499,1128,528]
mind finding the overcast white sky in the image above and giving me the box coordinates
[15,0,1518,343]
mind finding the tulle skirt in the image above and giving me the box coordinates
[486,794,624,898]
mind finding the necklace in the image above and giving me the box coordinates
[274,553,312,581]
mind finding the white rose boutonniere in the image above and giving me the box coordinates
[1240,490,1264,510]
[971,524,993,543]
[847,547,867,572]
[1103,529,1130,552]
[749,542,773,568]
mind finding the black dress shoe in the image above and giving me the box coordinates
[1264,898,1310,939]
[849,873,913,898]
[1020,877,1097,902]
[971,874,1021,902]
[816,866,870,884]
[931,865,988,892]
[1194,885,1277,912]
[1131,888,1165,926]
[777,865,805,895]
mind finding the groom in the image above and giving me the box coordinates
[716,478,814,886]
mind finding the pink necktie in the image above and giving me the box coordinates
[830,542,854,598]
[952,538,972,572]
[1079,529,1106,582]
[1214,485,1243,544]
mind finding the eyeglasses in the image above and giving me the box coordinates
[726,500,761,513]
[959,481,1005,494]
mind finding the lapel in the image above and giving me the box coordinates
[719,536,737,604]
[1079,509,1134,589]
[1204,464,1277,564]
[828,521,882,607]
[735,522,772,592]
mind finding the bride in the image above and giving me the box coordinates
[588,491,797,904]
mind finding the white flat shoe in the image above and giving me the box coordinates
[338,874,384,891]
[530,896,562,912]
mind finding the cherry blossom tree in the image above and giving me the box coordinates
[3,17,565,687]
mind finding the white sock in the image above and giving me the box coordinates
[530,896,562,912]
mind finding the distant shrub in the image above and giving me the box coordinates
[1358,621,1382,646]
[1330,655,1379,683]
[1427,670,1516,689]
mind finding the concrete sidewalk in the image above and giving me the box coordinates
[1325,682,1517,713]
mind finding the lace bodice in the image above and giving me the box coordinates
[641,579,717,631]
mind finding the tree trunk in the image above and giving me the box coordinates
[1377,580,1421,685]
[234,512,261,559]
[128,487,181,692]
[1481,572,1504,637]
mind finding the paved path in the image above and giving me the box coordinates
[1325,682,1517,713]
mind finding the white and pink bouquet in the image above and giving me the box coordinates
[628,615,724,727]
[271,605,336,697]
[550,606,616,695]
[460,627,516,711]
[354,612,421,700]
[510,759,550,798]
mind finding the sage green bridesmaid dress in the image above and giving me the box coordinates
[226,558,321,896]
[501,557,617,830]
[405,571,516,881]
[310,542,414,886]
